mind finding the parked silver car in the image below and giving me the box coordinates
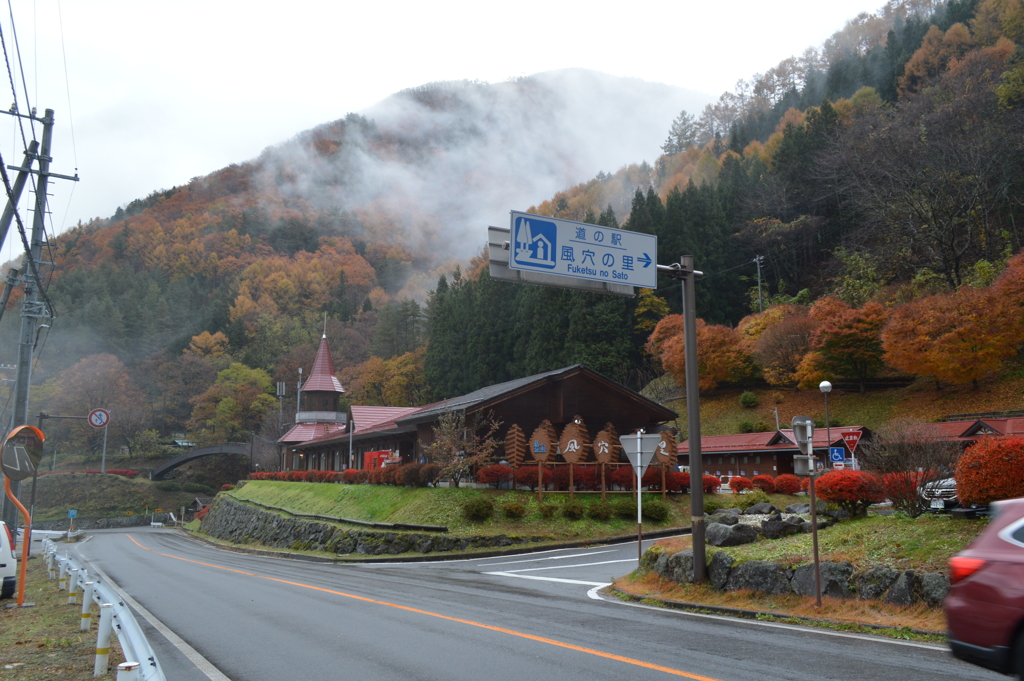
[0,521,16,599]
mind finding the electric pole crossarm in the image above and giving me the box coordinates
[5,166,79,182]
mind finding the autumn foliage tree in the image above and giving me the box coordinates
[796,297,886,392]
[955,437,1024,505]
[189,363,276,442]
[647,315,752,392]
[882,285,1023,389]
[424,410,502,487]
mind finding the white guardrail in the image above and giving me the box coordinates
[42,539,166,681]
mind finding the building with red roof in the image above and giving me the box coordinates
[278,335,348,465]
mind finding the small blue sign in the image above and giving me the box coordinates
[829,447,845,463]
[512,216,558,270]
[68,509,77,518]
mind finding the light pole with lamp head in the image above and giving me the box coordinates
[820,381,832,468]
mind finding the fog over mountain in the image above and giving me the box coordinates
[254,69,711,261]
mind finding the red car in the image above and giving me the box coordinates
[946,496,1024,677]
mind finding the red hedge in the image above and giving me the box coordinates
[476,464,513,488]
[956,437,1024,505]
[610,466,635,489]
[814,470,885,516]
[702,475,721,494]
[513,465,551,491]
[665,470,690,492]
[774,474,801,495]
[729,476,753,493]
[751,475,775,493]
[879,470,926,515]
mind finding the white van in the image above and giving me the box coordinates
[0,520,16,599]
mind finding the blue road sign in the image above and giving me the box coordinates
[68,509,77,518]
[508,211,658,289]
[829,447,845,462]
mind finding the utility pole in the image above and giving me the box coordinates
[753,255,764,313]
[657,256,706,582]
[1,109,77,534]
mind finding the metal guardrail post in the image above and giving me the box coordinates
[68,568,79,604]
[81,581,94,631]
[95,603,113,677]
[58,558,67,590]
[43,539,166,681]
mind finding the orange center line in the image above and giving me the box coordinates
[123,534,722,680]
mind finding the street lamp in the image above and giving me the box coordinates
[819,381,832,469]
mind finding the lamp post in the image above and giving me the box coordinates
[820,381,832,471]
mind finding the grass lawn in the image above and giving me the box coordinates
[611,512,989,638]
[228,480,696,539]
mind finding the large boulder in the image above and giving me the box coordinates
[725,560,791,595]
[915,572,950,607]
[639,545,667,574]
[791,561,854,598]
[707,511,739,526]
[855,566,900,600]
[761,517,802,540]
[708,551,735,590]
[885,570,916,605]
[706,522,759,547]
[665,550,695,584]
[717,507,744,516]
[743,502,781,515]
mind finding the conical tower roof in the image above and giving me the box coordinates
[301,335,345,393]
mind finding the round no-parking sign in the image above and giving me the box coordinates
[88,408,110,429]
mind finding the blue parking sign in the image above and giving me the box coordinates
[68,509,77,518]
[829,447,845,462]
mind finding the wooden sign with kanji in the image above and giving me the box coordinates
[559,417,590,464]
[655,430,677,466]
[592,423,621,464]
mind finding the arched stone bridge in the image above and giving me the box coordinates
[152,442,251,480]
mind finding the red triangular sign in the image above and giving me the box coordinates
[841,430,862,453]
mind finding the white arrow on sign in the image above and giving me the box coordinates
[88,408,110,429]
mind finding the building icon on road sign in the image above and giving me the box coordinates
[513,216,557,270]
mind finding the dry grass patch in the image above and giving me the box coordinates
[613,572,946,637]
[0,555,125,680]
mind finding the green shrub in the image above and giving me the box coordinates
[562,499,586,520]
[183,483,214,495]
[613,497,635,519]
[462,497,494,522]
[155,481,181,492]
[642,499,670,522]
[753,420,772,432]
[738,420,754,433]
[502,501,527,519]
[737,488,770,510]
[538,502,558,518]
[739,391,758,408]
[703,496,729,514]
[588,501,613,521]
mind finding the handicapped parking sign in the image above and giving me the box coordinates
[829,447,846,463]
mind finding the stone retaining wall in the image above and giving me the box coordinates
[640,545,950,606]
[201,497,549,556]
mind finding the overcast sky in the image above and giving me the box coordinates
[0,0,885,264]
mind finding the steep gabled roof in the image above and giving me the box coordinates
[301,335,344,393]
[279,422,346,445]
[396,364,676,426]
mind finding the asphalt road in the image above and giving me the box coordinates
[67,528,1004,681]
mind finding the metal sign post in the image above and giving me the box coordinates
[792,415,822,608]
[621,431,661,562]
[88,408,111,474]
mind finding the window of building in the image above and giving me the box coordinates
[743,456,748,464]
[755,455,761,464]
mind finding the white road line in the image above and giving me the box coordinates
[79,558,232,681]
[487,558,636,574]
[486,571,612,587]
[476,550,617,567]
